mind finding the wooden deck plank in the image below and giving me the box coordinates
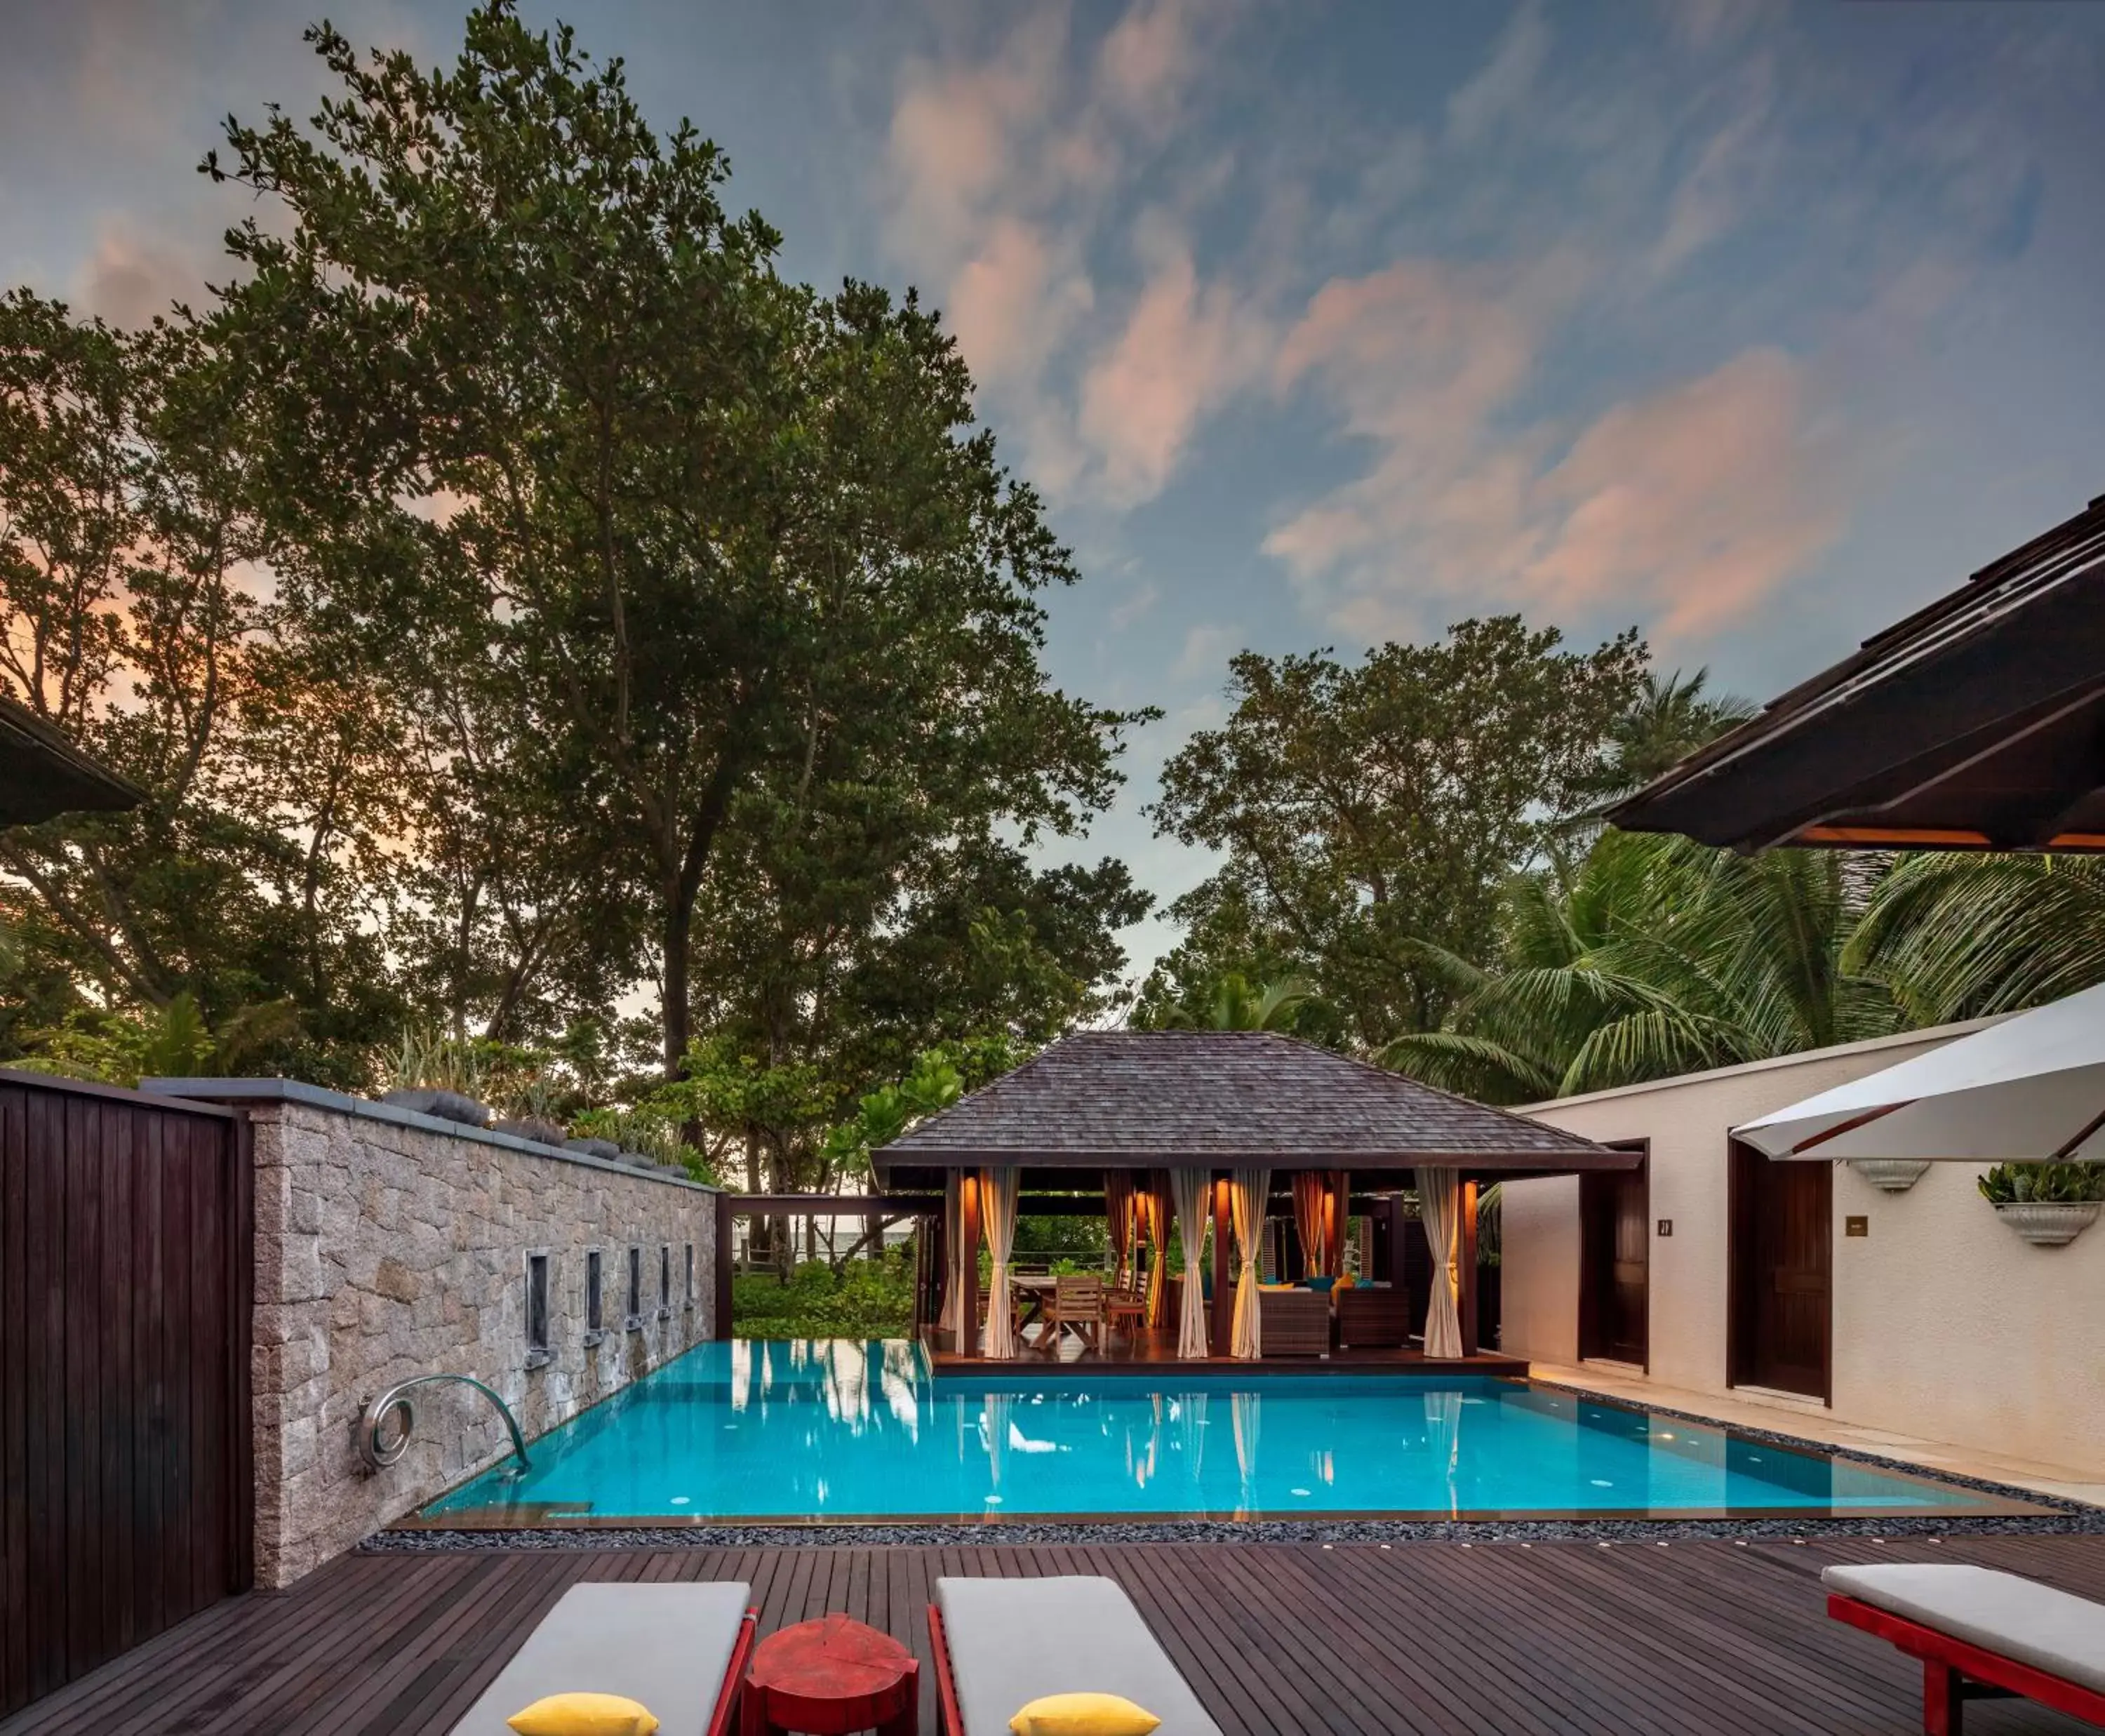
[4,1536,2098,1736]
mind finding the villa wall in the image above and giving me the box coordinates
[156,1080,720,1588]
[1502,1019,2105,1478]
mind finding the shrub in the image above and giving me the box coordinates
[1977,1161,2105,1205]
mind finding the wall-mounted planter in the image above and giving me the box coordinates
[1850,1159,1931,1192]
[1992,1201,2100,1246]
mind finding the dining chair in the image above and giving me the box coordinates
[1045,1273,1106,1353]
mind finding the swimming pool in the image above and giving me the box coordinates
[420,1339,2023,1524]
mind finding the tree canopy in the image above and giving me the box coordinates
[3,4,1148,1142]
[1145,616,1645,1045]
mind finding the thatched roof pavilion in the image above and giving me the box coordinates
[876,1029,1623,1184]
[875,1030,1630,1365]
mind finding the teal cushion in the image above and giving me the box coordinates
[1303,1275,1337,1293]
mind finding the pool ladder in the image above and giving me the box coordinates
[357,1373,531,1476]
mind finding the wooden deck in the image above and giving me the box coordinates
[930,1321,1528,1377]
[8,1533,2101,1734]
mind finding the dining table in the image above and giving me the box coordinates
[1010,1274,1060,1342]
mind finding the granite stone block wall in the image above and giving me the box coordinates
[173,1082,719,1587]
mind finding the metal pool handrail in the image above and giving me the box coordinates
[357,1373,530,1476]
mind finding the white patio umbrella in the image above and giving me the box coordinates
[1735,982,2105,1162]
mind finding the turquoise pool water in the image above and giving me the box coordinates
[422,1339,2008,1523]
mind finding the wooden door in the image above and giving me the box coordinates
[1579,1146,1648,1367]
[1728,1138,1831,1401]
[1,1071,252,1719]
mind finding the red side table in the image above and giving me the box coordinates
[742,1614,920,1735]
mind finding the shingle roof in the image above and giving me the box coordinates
[875,1030,1622,1175]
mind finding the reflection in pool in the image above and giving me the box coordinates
[421,1338,2015,1523]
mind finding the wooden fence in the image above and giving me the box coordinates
[0,1069,253,1718]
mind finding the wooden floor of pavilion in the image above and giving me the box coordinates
[930,1321,1528,1377]
[11,1533,2100,1735]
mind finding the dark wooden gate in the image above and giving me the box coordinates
[1728,1137,1831,1402]
[1579,1142,1649,1367]
[0,1070,252,1718]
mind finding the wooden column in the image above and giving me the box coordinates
[713,1191,736,1340]
[1211,1175,1233,1354]
[1372,1194,1396,1283]
[1459,1180,1480,1356]
[958,1171,982,1359]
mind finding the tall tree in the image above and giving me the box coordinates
[1,291,401,1077]
[207,5,1143,1080]
[1149,617,1645,1043]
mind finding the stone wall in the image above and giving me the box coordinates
[154,1079,720,1587]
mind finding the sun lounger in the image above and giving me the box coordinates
[928,1575,1224,1735]
[450,1580,757,1736]
[1824,1562,2105,1734]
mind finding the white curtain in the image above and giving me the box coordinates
[1170,1168,1211,1359]
[980,1167,1021,1358]
[1229,1168,1271,1360]
[940,1173,963,1336]
[1419,1166,1463,1358]
[1232,1389,1262,1506]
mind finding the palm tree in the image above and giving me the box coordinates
[1568,667,1757,812]
[1379,831,1902,1104]
[1845,853,2105,1023]
[1137,970,1319,1033]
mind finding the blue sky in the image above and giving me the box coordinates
[6,0,2104,974]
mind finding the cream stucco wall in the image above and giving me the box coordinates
[1503,1019,2105,1477]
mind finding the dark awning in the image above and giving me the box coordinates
[874,1029,1632,1189]
[1608,494,2105,854]
[0,697,144,827]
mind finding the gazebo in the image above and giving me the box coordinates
[874,1029,1632,1366]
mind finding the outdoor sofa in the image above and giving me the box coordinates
[1334,1283,1410,1349]
[449,1580,757,1736]
[928,1575,1224,1735]
[1824,1562,2105,1734]
[1258,1286,1331,1356]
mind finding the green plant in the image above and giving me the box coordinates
[570,1104,720,1186]
[15,992,301,1088]
[1977,1161,2105,1205]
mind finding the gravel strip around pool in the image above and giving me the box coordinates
[366,1383,2102,1553]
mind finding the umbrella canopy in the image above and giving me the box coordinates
[1735,985,2105,1162]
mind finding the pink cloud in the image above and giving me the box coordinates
[947,217,1093,387]
[1524,348,1843,637]
[1268,255,1845,643]
[1096,0,1204,119]
[1078,240,1264,507]
[74,221,208,327]
[878,4,1248,511]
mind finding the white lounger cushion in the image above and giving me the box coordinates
[937,1576,1223,1736]
[451,1580,752,1735]
[1824,1563,2105,1695]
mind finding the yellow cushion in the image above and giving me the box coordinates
[507,1692,660,1736]
[1009,1690,1162,1736]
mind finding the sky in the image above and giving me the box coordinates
[5,0,2104,977]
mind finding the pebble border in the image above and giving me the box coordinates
[364,1380,2101,1554]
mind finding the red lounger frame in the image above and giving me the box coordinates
[709,1608,761,1736]
[928,1605,968,1736]
[1828,1593,2105,1735]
